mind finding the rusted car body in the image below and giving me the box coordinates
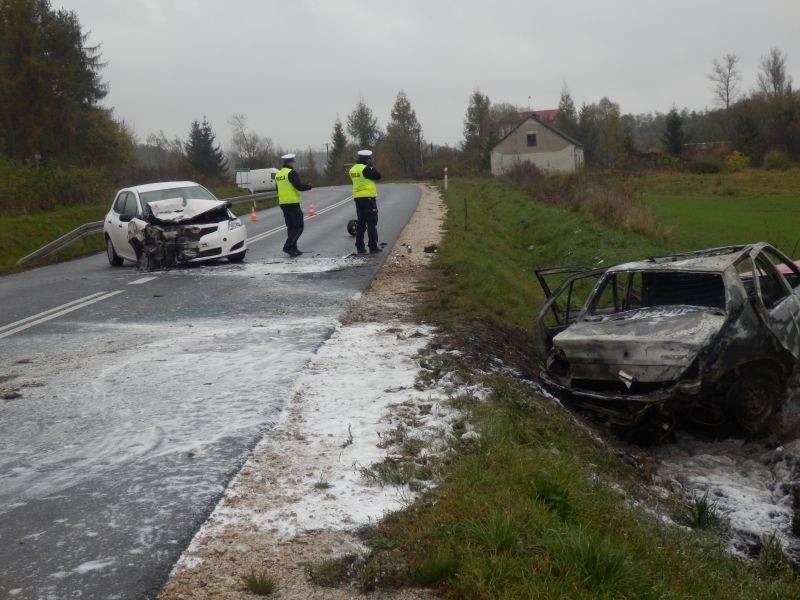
[534,243,800,434]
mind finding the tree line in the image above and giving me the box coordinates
[0,0,797,215]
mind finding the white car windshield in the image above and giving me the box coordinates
[140,185,217,204]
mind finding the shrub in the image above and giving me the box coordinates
[243,570,277,595]
[724,150,750,172]
[411,552,459,585]
[687,154,724,174]
[763,149,792,171]
[0,158,115,215]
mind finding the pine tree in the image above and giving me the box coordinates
[462,90,494,169]
[556,85,579,138]
[346,100,380,149]
[662,107,686,157]
[325,117,348,183]
[0,0,125,163]
[185,117,227,178]
[384,91,422,177]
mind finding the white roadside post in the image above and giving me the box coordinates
[444,167,448,192]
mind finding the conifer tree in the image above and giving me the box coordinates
[325,117,348,183]
[662,107,686,157]
[462,90,494,168]
[384,91,423,177]
[346,100,380,149]
[0,0,128,163]
[185,117,227,178]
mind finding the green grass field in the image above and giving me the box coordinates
[646,194,800,256]
[636,167,800,254]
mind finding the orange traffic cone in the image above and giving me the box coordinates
[249,205,258,222]
[307,202,317,217]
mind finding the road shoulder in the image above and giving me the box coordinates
[159,185,446,599]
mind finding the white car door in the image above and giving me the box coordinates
[108,191,139,261]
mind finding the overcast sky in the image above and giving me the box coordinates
[53,0,799,154]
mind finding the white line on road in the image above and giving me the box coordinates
[128,276,158,285]
[0,291,109,333]
[0,290,125,340]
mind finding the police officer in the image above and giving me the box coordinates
[348,149,382,254]
[274,153,312,257]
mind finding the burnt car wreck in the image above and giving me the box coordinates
[534,243,800,436]
[127,197,246,271]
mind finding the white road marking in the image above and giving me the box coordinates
[0,291,109,333]
[0,290,125,340]
[128,276,158,285]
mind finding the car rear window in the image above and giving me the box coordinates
[589,271,726,316]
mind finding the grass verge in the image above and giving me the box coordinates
[316,176,800,598]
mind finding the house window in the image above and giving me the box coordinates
[527,133,537,147]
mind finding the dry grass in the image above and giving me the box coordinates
[504,163,671,241]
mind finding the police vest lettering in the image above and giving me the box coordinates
[275,167,302,204]
[349,163,377,198]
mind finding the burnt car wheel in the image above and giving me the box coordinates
[106,237,123,266]
[727,371,781,434]
[347,219,357,236]
[228,250,246,263]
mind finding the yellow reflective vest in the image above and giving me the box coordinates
[275,167,301,204]
[349,163,378,198]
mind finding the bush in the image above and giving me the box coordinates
[687,155,724,174]
[0,158,116,215]
[724,151,750,172]
[763,149,792,171]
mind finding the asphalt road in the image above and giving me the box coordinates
[0,184,420,599]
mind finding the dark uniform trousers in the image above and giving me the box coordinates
[354,197,378,251]
[280,203,304,252]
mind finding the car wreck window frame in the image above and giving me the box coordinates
[753,253,791,310]
[586,269,728,319]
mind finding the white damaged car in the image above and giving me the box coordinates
[104,181,247,270]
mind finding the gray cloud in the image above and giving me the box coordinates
[54,0,800,152]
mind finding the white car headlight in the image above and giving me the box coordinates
[229,218,243,230]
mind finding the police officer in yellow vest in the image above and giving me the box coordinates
[348,149,382,254]
[275,153,313,257]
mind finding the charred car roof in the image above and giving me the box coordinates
[608,244,753,273]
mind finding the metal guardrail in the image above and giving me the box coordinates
[15,190,278,265]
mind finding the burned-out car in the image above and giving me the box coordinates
[104,181,247,270]
[534,243,800,435]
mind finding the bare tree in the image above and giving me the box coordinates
[756,47,792,96]
[227,114,275,168]
[708,53,741,108]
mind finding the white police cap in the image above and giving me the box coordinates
[281,153,296,160]
[357,149,373,157]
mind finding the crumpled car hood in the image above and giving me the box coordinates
[553,307,727,383]
[145,198,227,223]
